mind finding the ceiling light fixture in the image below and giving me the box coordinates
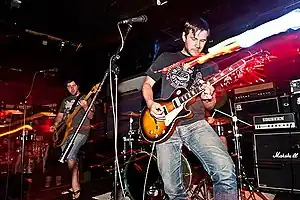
[156,0,168,6]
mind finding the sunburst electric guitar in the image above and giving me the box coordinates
[140,50,271,143]
[52,83,99,147]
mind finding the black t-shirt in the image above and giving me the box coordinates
[146,51,218,125]
[58,95,94,135]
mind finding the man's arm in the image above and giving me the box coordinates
[53,113,64,127]
[50,112,64,132]
[142,76,165,119]
[142,76,156,108]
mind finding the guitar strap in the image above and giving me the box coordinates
[69,94,83,113]
[63,94,83,119]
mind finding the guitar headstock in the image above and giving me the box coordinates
[212,49,275,88]
[91,83,100,93]
[244,49,275,64]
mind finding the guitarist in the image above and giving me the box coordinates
[50,80,95,199]
[142,18,237,200]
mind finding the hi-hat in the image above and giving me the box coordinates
[210,117,231,126]
[120,111,141,118]
[39,112,56,117]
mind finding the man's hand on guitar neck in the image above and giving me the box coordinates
[79,100,88,110]
[147,100,166,120]
[200,81,215,100]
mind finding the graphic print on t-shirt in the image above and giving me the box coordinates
[189,70,203,90]
[166,66,203,90]
[64,99,76,114]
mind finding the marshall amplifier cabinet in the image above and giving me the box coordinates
[253,132,300,192]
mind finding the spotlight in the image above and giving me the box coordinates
[11,0,22,8]
[156,0,168,6]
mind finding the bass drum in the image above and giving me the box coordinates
[124,151,192,200]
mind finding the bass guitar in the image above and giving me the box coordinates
[52,83,99,147]
[140,50,271,143]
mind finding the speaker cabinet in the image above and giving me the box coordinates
[234,97,280,131]
[253,132,300,192]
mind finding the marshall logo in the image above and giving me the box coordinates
[272,151,299,159]
[262,116,284,122]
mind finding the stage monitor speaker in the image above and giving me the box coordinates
[253,132,300,192]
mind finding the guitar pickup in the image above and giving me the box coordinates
[172,97,181,108]
[162,106,168,115]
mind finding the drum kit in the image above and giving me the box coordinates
[0,109,56,176]
[102,109,235,200]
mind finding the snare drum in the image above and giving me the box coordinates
[124,151,192,200]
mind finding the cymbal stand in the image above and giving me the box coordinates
[18,71,39,200]
[212,99,268,200]
[122,116,135,162]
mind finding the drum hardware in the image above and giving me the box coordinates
[119,150,192,200]
[121,114,137,162]
[189,176,213,200]
[213,99,269,200]
[209,116,231,136]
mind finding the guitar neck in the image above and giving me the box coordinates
[178,59,246,104]
[68,92,93,119]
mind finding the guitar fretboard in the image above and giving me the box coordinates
[178,59,246,104]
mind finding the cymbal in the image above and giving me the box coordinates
[209,117,231,126]
[39,112,56,117]
[2,110,24,115]
[120,111,141,118]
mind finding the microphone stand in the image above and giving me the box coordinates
[109,23,132,200]
[19,71,39,200]
[212,99,268,200]
[58,72,108,163]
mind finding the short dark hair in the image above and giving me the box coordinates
[183,18,210,36]
[64,80,79,88]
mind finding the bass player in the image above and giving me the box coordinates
[141,18,237,200]
[50,80,95,199]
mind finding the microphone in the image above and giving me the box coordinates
[119,15,148,24]
[10,68,22,72]
[39,68,58,73]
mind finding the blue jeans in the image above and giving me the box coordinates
[61,133,87,160]
[156,120,237,200]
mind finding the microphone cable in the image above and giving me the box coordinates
[142,142,156,200]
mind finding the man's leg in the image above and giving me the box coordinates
[62,133,87,199]
[156,130,188,200]
[180,120,237,200]
[67,160,80,193]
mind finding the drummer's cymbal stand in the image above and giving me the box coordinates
[122,115,135,162]
[213,99,269,200]
[189,175,213,200]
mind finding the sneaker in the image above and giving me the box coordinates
[45,176,52,188]
[56,176,62,186]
